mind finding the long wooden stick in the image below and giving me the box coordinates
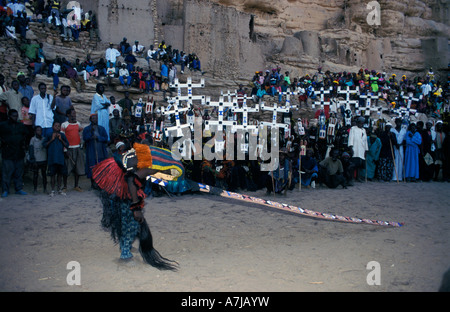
[146,175,404,227]
[196,183,404,227]
[389,138,399,184]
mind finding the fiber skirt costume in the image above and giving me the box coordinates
[91,143,182,269]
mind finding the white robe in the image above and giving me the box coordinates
[348,126,368,159]
[390,127,406,181]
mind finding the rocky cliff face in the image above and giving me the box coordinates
[200,0,449,81]
[75,0,449,83]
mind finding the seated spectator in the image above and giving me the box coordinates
[146,44,158,65]
[7,0,25,17]
[74,58,87,82]
[190,54,202,73]
[319,149,347,189]
[80,13,90,32]
[67,14,79,41]
[132,40,145,57]
[47,11,60,30]
[30,57,44,81]
[60,12,73,41]
[50,0,61,18]
[124,53,137,72]
[20,39,40,62]
[14,11,28,40]
[158,40,167,60]
[105,63,116,87]
[65,64,85,93]
[300,149,319,188]
[85,60,98,81]
[119,64,131,88]
[95,58,107,77]
[87,10,99,41]
[119,37,131,56]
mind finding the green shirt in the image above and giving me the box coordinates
[319,157,343,176]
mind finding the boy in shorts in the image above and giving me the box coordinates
[61,108,85,191]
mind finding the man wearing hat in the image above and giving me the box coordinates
[348,116,368,182]
[105,43,121,68]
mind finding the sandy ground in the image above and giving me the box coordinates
[0,174,449,294]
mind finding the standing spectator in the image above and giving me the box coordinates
[29,125,48,194]
[29,82,55,137]
[404,123,422,182]
[105,42,120,68]
[20,96,33,145]
[61,108,84,192]
[118,91,134,118]
[0,80,23,121]
[53,85,73,124]
[90,83,111,142]
[0,74,9,121]
[0,109,29,197]
[108,95,122,118]
[433,121,446,181]
[348,116,368,182]
[391,117,406,182]
[43,120,69,196]
[377,123,396,182]
[17,72,34,101]
[109,108,123,144]
[363,132,382,180]
[83,113,109,188]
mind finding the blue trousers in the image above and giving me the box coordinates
[119,75,132,86]
[2,158,24,193]
[119,203,140,259]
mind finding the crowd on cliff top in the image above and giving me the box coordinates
[0,0,205,95]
